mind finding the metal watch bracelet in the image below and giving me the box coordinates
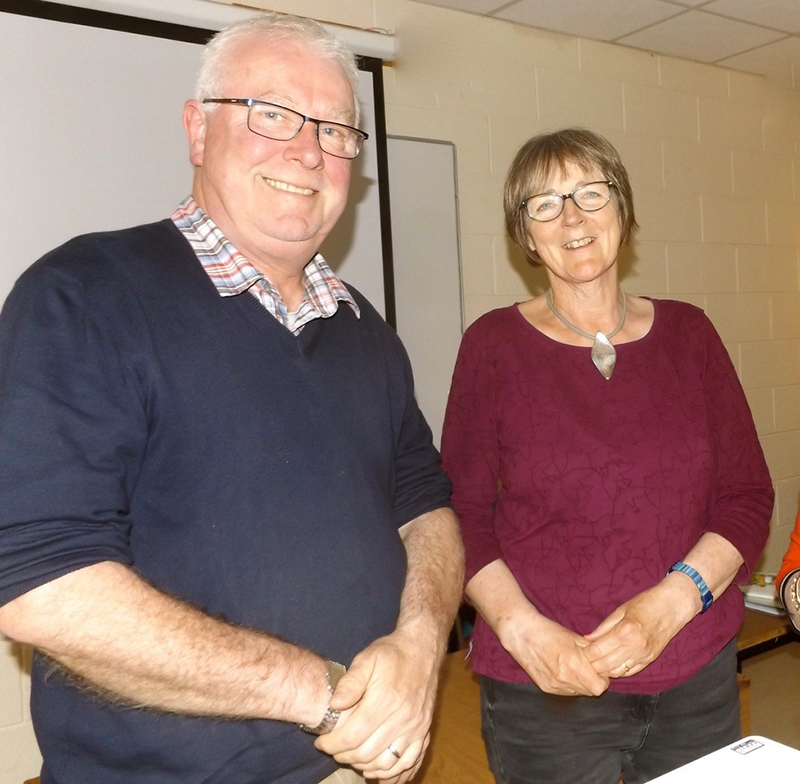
[298,659,347,735]
[789,572,800,614]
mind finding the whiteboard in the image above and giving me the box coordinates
[387,136,463,447]
[0,4,390,316]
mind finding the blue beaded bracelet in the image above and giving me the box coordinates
[669,561,713,613]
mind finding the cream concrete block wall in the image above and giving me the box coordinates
[739,246,799,291]
[776,385,800,430]
[747,388,776,436]
[667,244,737,294]
[741,340,800,389]
[622,241,668,295]
[663,140,732,195]
[207,0,800,571]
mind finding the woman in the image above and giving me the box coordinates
[777,510,800,632]
[441,129,774,784]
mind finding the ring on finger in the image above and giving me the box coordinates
[621,661,631,672]
[387,743,402,760]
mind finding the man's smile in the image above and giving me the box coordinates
[263,177,315,196]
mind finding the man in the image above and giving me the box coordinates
[0,13,463,784]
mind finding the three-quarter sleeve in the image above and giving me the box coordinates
[699,312,773,578]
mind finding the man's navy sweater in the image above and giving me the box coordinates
[0,220,451,783]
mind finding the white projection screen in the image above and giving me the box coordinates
[0,1,395,321]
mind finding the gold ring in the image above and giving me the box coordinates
[388,743,402,760]
[621,662,630,672]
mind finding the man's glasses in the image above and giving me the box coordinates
[203,98,369,160]
[521,181,615,222]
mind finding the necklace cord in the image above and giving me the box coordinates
[545,289,627,342]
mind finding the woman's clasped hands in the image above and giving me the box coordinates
[583,581,698,683]
[501,579,698,698]
[498,608,609,697]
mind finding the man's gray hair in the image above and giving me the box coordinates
[196,12,360,121]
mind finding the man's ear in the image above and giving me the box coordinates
[183,99,207,167]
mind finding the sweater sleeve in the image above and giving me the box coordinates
[441,318,503,585]
[0,255,142,606]
[383,324,452,528]
[700,312,773,579]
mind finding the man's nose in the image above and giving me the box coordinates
[284,120,324,166]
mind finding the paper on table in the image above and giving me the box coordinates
[650,736,800,782]
[740,583,781,609]
[743,599,786,616]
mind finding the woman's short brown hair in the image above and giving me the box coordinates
[504,128,637,263]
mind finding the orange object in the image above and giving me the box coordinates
[776,507,800,589]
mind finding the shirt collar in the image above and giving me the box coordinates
[171,196,360,332]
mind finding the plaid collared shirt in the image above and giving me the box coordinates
[171,196,360,334]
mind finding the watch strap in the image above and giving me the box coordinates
[778,569,800,633]
[785,570,800,612]
[299,660,347,735]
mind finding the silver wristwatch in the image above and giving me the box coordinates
[298,659,347,735]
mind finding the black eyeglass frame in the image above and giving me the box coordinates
[520,180,616,222]
[202,98,370,160]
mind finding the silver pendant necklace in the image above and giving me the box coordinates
[545,289,627,380]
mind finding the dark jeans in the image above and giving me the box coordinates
[480,639,740,784]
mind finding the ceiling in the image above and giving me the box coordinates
[415,0,800,87]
